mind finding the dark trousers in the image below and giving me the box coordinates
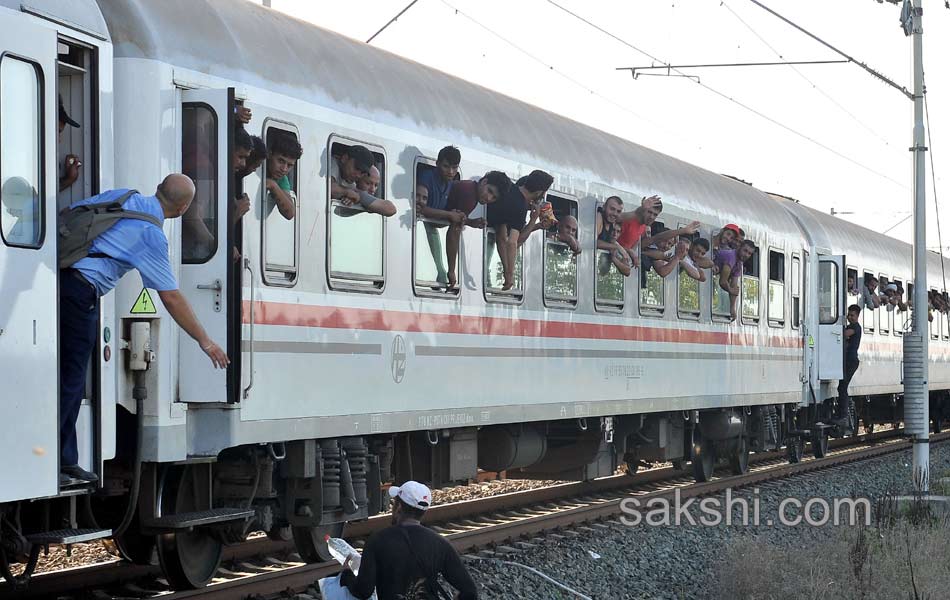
[59,270,99,467]
[838,359,860,409]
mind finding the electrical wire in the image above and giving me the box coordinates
[366,0,421,44]
[923,81,948,293]
[720,0,896,151]
[543,0,910,191]
[464,555,594,599]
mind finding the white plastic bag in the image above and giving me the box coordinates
[318,573,378,600]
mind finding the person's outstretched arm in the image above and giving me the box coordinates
[157,290,229,368]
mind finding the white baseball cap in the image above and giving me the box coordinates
[388,480,432,511]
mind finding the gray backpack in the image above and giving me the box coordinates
[58,189,162,269]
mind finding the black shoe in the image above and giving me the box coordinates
[59,472,76,487]
[61,464,98,483]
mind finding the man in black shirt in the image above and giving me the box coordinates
[341,480,477,600]
[836,304,863,433]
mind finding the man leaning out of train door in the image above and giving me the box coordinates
[331,144,397,217]
[58,175,229,486]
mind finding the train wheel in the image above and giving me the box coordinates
[811,428,829,459]
[786,436,805,464]
[156,466,223,589]
[691,431,715,482]
[114,519,156,565]
[728,437,750,475]
[292,523,344,563]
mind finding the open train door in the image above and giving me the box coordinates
[817,255,846,381]
[0,14,59,499]
[177,88,240,403]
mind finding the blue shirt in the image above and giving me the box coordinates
[71,189,178,296]
[419,168,453,211]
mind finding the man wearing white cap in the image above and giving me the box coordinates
[341,480,477,599]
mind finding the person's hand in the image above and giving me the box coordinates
[683,221,701,235]
[235,105,252,124]
[232,246,241,263]
[568,238,581,255]
[448,210,465,225]
[641,195,661,210]
[467,217,487,229]
[64,154,82,183]
[341,189,362,207]
[674,240,689,259]
[235,193,251,219]
[200,339,229,368]
[265,178,279,193]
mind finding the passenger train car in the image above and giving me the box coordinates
[1,0,947,589]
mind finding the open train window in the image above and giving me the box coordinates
[931,290,940,340]
[768,249,785,327]
[711,229,732,321]
[484,181,524,302]
[412,158,460,298]
[878,275,890,334]
[594,201,625,312]
[846,267,859,306]
[741,243,760,324]
[791,255,801,329]
[543,193,578,307]
[0,56,43,248]
[639,219,666,315]
[893,278,905,336]
[181,103,218,263]
[328,138,386,292]
[261,122,300,285]
[862,271,875,333]
[677,225,701,318]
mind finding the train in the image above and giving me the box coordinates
[1,0,947,590]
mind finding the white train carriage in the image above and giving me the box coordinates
[1,0,948,589]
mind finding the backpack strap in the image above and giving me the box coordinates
[395,526,452,600]
[108,189,163,229]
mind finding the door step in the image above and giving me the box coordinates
[27,528,112,546]
[142,508,253,532]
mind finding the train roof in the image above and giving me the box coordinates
[1,0,109,39]
[95,0,803,239]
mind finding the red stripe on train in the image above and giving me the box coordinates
[241,300,803,348]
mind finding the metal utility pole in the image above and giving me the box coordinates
[905,0,930,492]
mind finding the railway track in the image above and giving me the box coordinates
[14,427,936,600]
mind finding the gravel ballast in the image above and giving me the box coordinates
[458,443,950,600]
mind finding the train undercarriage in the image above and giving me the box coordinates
[2,391,947,591]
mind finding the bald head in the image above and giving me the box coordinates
[357,165,381,195]
[559,215,578,238]
[157,173,196,217]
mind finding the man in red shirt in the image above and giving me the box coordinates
[615,195,700,263]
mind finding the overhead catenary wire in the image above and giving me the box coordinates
[720,0,897,152]
[924,80,948,293]
[366,0,421,44]
[543,0,910,191]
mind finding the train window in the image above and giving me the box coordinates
[878,275,890,334]
[711,229,732,320]
[818,261,838,325]
[893,278,904,337]
[741,243,760,323]
[412,159,459,297]
[485,227,524,300]
[261,124,300,285]
[862,271,875,333]
[846,268,859,306]
[181,103,218,263]
[791,255,801,329]
[640,219,665,315]
[543,194,578,307]
[931,290,939,340]
[1,57,43,248]
[328,140,386,292]
[595,201,625,311]
[677,225,700,318]
[768,249,785,326]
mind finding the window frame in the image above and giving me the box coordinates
[767,247,785,328]
[542,192,578,309]
[862,271,876,334]
[790,254,802,330]
[180,101,219,265]
[593,201,625,313]
[710,229,733,323]
[259,119,301,286]
[878,274,890,334]
[638,218,666,317]
[0,53,45,249]
[818,260,839,325]
[740,242,761,326]
[411,156,460,300]
[893,278,905,337]
[483,224,525,304]
[326,135,388,294]
[675,222,701,320]
[930,289,940,340]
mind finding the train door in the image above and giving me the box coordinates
[817,255,846,380]
[0,15,59,499]
[178,88,240,403]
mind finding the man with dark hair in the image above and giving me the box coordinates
[331,144,396,217]
[836,304,863,434]
[716,239,755,320]
[681,237,709,282]
[615,195,699,259]
[233,127,253,176]
[488,169,553,290]
[441,170,511,288]
[58,95,82,193]
[265,131,303,220]
[341,481,477,600]
[237,135,267,179]
[596,196,633,276]
[418,147,463,287]
[60,176,228,485]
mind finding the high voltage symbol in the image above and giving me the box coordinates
[130,288,157,314]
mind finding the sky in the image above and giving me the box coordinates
[258,0,949,250]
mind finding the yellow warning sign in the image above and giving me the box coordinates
[130,288,157,314]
